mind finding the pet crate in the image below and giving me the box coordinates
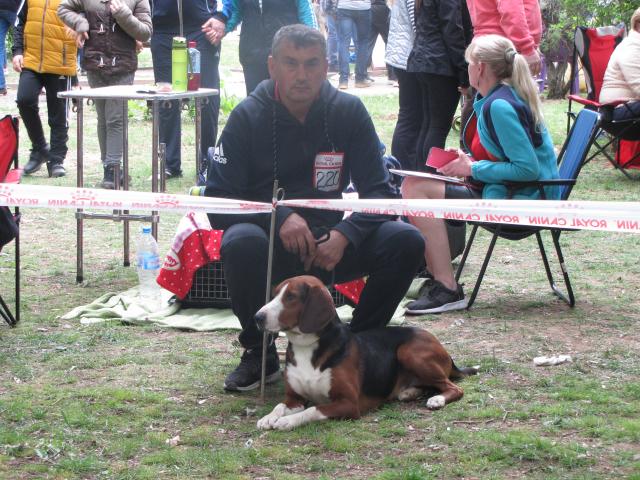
[182,261,350,309]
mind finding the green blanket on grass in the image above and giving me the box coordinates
[62,279,432,331]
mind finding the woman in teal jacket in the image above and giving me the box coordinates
[402,34,560,314]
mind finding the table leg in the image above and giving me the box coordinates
[151,99,159,241]
[195,96,202,178]
[76,98,84,283]
[123,100,130,267]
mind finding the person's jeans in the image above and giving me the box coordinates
[86,71,135,166]
[325,13,339,68]
[337,8,371,83]
[151,31,221,174]
[0,10,17,89]
[392,68,423,171]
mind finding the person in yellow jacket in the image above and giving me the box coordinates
[12,0,77,178]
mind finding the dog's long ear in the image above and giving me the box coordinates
[299,282,334,334]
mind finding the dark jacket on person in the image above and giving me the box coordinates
[0,0,22,13]
[150,0,231,35]
[205,79,396,249]
[406,0,471,87]
[58,0,152,75]
[225,0,316,67]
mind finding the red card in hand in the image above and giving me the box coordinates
[426,147,459,169]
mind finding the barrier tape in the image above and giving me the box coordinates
[0,184,272,215]
[2,184,640,233]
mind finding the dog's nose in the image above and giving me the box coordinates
[254,311,267,327]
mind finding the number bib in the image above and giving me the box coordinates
[314,152,344,193]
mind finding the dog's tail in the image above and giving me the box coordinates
[449,360,480,379]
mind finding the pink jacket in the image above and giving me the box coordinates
[467,0,542,56]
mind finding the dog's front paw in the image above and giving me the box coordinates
[257,412,282,429]
[273,415,301,431]
[426,395,446,410]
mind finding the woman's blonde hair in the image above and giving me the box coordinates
[465,35,545,129]
[631,7,640,32]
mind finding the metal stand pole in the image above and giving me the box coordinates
[76,98,84,283]
[151,100,160,240]
[260,180,280,404]
[195,97,202,177]
[123,99,130,267]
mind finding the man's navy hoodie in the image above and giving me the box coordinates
[205,79,396,250]
[150,0,231,35]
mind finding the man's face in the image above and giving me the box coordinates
[268,40,328,106]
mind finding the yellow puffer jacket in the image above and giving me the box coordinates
[23,0,77,76]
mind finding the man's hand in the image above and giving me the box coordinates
[202,18,225,45]
[302,230,350,272]
[279,213,316,258]
[523,51,542,77]
[12,54,23,73]
[136,40,144,54]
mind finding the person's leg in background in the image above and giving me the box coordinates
[415,72,460,171]
[392,68,423,171]
[188,31,221,165]
[0,10,17,95]
[16,69,51,173]
[86,71,109,171]
[459,87,475,150]
[337,9,355,88]
[352,9,371,85]
[242,61,270,96]
[151,33,183,177]
[325,13,339,72]
[44,74,71,177]
[366,3,390,80]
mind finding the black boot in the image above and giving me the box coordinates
[223,348,280,392]
[46,160,67,178]
[101,165,115,189]
[24,146,51,174]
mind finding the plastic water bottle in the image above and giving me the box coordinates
[171,37,188,91]
[187,42,201,91]
[137,227,161,311]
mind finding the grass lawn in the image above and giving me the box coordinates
[0,45,639,479]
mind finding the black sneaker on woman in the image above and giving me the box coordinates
[405,281,467,314]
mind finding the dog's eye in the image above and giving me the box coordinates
[285,293,296,301]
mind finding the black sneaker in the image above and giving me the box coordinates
[101,165,116,189]
[328,64,339,73]
[24,146,51,174]
[223,348,280,392]
[165,168,183,179]
[405,281,467,314]
[47,161,67,178]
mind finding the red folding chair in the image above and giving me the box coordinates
[0,115,23,326]
[566,24,640,181]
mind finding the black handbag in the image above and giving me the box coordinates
[0,207,18,253]
[325,0,339,20]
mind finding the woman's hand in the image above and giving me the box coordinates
[439,148,473,178]
[110,0,122,13]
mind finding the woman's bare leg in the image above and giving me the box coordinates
[401,177,457,290]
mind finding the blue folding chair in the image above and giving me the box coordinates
[455,109,602,308]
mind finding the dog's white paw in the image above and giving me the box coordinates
[273,415,301,431]
[426,395,446,410]
[398,387,423,402]
[257,413,281,429]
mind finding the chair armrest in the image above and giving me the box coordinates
[567,95,601,107]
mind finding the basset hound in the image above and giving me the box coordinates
[254,275,479,430]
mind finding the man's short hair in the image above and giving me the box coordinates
[272,24,327,61]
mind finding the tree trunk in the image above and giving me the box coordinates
[546,60,573,100]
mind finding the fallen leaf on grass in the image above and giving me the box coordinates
[165,435,180,446]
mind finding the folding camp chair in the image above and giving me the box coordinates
[0,115,22,326]
[455,109,601,309]
[566,24,640,181]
